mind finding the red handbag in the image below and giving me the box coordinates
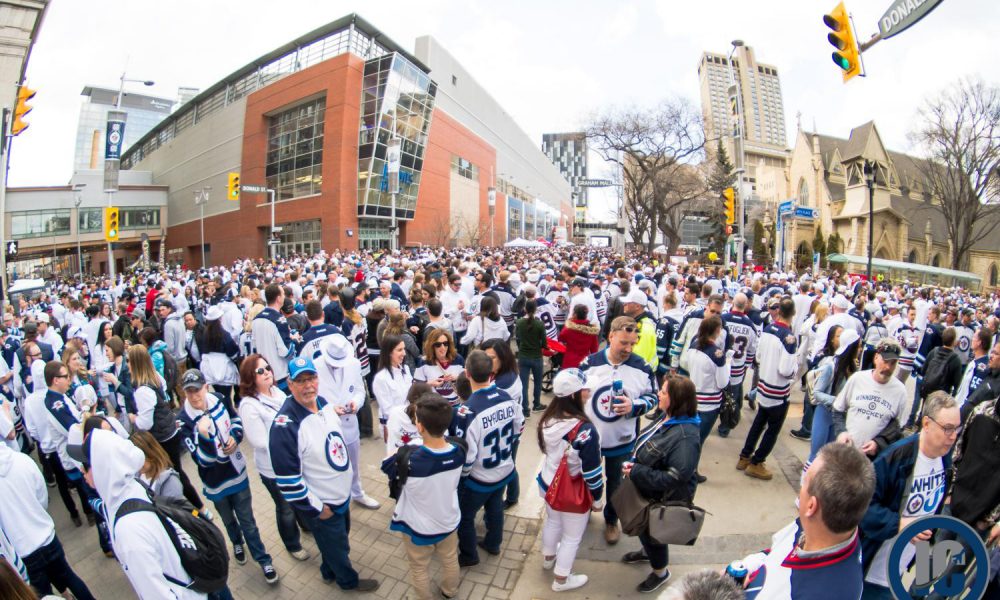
[544,421,593,513]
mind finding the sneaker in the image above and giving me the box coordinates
[458,555,479,568]
[542,556,556,570]
[233,544,247,565]
[552,573,588,592]
[353,494,381,510]
[695,472,707,484]
[621,551,649,564]
[745,462,774,481]
[46,479,56,488]
[532,403,547,412]
[503,499,518,511]
[289,548,311,561]
[717,429,730,438]
[263,564,279,584]
[789,429,811,441]
[736,456,751,471]
[637,570,671,593]
[350,579,380,592]
[746,394,757,410]
[71,515,82,527]
[604,523,620,545]
[86,512,96,526]
[477,538,500,556]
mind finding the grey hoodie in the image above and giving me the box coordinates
[162,312,188,363]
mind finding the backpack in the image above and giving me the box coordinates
[921,347,951,397]
[387,437,468,501]
[145,384,178,443]
[160,349,179,392]
[114,480,229,593]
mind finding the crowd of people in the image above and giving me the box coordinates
[0,245,999,599]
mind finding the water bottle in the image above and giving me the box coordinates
[726,560,748,586]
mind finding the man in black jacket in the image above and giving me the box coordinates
[961,342,1000,421]
[908,328,964,429]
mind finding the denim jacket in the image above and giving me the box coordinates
[629,418,702,502]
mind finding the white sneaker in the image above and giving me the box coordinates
[353,494,381,510]
[199,508,214,522]
[542,557,555,570]
[289,549,311,561]
[552,574,588,592]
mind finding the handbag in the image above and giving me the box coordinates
[544,422,592,514]
[719,390,739,430]
[648,501,709,546]
[611,475,652,536]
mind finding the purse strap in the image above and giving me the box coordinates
[563,420,584,455]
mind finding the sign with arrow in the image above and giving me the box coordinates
[878,0,944,39]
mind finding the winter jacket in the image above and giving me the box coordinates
[859,434,951,575]
[558,318,599,369]
[514,317,546,360]
[629,416,702,503]
[962,367,1000,421]
[920,346,964,398]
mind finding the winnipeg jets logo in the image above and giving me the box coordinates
[324,431,350,472]
[52,400,64,410]
[274,415,289,427]
[456,405,472,417]
[575,428,593,444]
[591,385,620,423]
[400,430,413,445]
[959,337,971,352]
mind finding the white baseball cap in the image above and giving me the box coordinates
[552,368,591,397]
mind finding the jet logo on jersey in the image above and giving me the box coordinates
[325,431,350,472]
[591,384,621,423]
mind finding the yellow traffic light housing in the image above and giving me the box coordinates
[227,172,240,201]
[723,187,736,225]
[11,85,35,136]
[824,2,861,82]
[104,207,120,242]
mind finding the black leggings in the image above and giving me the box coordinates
[43,452,91,519]
[159,434,204,509]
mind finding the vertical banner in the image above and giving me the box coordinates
[386,137,401,195]
[104,110,127,192]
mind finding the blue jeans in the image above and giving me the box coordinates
[307,507,359,589]
[518,357,544,411]
[861,582,894,599]
[505,440,520,504]
[260,476,303,552]
[698,408,720,444]
[208,586,234,600]
[458,481,506,562]
[799,397,814,434]
[213,486,272,567]
[907,376,923,426]
[23,536,95,600]
[809,403,836,462]
[603,452,628,526]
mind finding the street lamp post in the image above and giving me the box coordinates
[863,160,875,283]
[727,39,747,274]
[194,187,211,268]
[73,183,86,280]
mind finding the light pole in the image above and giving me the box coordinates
[863,160,875,283]
[727,39,747,273]
[73,183,86,280]
[194,187,211,268]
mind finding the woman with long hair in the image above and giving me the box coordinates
[373,334,413,443]
[682,316,730,450]
[808,329,861,461]
[93,320,115,404]
[127,344,205,512]
[463,296,509,347]
[130,429,184,498]
[382,312,420,372]
[196,306,241,406]
[237,353,311,560]
[61,344,99,414]
[515,299,548,415]
[99,336,133,430]
[413,329,464,406]
[536,369,604,592]
[385,381,433,456]
[240,303,266,357]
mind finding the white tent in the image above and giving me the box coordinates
[652,245,669,255]
[504,238,547,248]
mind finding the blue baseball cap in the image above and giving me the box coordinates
[288,357,318,380]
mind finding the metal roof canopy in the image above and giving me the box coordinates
[826,253,982,282]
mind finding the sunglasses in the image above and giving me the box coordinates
[613,326,638,334]
[255,366,273,375]
[433,341,451,348]
[54,373,70,379]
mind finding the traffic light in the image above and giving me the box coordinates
[824,2,861,82]
[227,172,240,201]
[11,84,35,136]
[723,187,735,225]
[104,207,120,242]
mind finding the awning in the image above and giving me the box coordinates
[826,253,982,283]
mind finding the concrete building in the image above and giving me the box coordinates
[116,14,570,268]
[73,85,176,172]
[783,121,999,289]
[541,132,588,222]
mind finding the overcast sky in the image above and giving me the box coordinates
[10,0,998,218]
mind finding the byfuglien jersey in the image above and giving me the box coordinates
[454,385,524,492]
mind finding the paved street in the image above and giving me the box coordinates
[54,373,918,599]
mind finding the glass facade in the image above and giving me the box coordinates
[12,209,71,239]
[121,208,160,229]
[451,155,478,181]
[357,53,436,221]
[79,208,102,233]
[274,219,321,257]
[266,98,325,201]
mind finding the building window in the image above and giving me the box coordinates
[121,208,161,230]
[932,254,941,268]
[907,249,918,264]
[274,219,321,257]
[79,208,103,233]
[266,97,326,202]
[991,264,999,287]
[11,209,71,239]
[451,155,478,181]
[798,179,810,207]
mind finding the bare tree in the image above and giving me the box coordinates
[586,98,706,253]
[910,78,1000,271]
[451,215,490,248]
[429,215,453,247]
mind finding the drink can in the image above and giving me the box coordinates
[612,379,624,396]
[726,560,748,586]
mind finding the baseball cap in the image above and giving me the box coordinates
[154,297,174,310]
[621,289,646,306]
[570,277,588,289]
[36,313,49,324]
[289,356,318,380]
[181,369,207,391]
[130,308,146,321]
[552,368,591,397]
[205,306,224,321]
[835,330,861,356]
[832,295,852,311]
[875,337,902,361]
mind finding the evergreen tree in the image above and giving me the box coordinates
[813,227,827,268]
[701,140,738,248]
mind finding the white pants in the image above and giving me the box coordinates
[347,438,365,499]
[541,504,589,577]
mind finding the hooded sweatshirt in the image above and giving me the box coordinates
[88,429,204,599]
[535,417,604,501]
[0,441,55,557]
[558,318,600,369]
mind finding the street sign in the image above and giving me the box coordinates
[778,200,794,215]
[271,226,283,233]
[878,0,944,39]
[266,239,280,246]
[577,178,614,187]
[5,241,17,257]
[241,184,267,193]
[795,207,818,219]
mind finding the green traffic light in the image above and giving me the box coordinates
[831,53,851,71]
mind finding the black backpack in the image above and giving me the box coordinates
[921,347,951,397]
[160,350,180,392]
[115,480,229,593]
[387,437,468,501]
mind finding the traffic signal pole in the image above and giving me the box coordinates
[0,108,10,314]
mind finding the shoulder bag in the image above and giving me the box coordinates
[544,421,592,514]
